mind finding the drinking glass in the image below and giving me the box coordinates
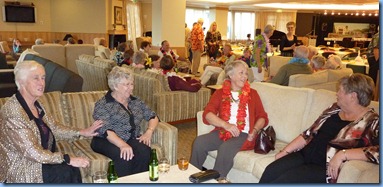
[93,171,108,183]
[158,157,170,174]
[177,157,189,171]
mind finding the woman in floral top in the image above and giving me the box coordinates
[252,24,274,82]
[260,73,379,183]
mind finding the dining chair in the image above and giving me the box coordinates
[346,63,366,74]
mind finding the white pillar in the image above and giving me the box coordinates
[209,7,228,40]
[152,0,186,47]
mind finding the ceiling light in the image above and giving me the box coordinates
[369,13,372,16]
[351,13,354,15]
[338,13,341,15]
[345,13,348,15]
[324,12,327,15]
[356,13,359,16]
[375,13,378,16]
[331,12,334,15]
[362,13,365,16]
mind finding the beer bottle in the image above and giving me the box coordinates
[107,160,118,183]
[149,148,159,181]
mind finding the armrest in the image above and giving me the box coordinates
[153,88,211,122]
[141,120,178,165]
[196,111,214,136]
[337,160,379,183]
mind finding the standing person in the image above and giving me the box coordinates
[91,66,159,177]
[252,24,275,82]
[260,73,379,183]
[191,18,205,75]
[280,22,298,57]
[367,26,379,84]
[190,60,268,180]
[205,21,222,60]
[0,61,103,183]
[246,34,253,46]
[185,23,191,62]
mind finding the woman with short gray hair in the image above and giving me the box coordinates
[91,66,159,176]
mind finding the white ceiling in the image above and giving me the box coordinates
[184,0,380,12]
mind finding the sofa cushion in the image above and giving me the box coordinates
[251,82,314,143]
[61,91,107,130]
[65,44,96,74]
[32,44,66,67]
[79,54,96,64]
[289,70,328,87]
[327,68,353,82]
[269,56,292,77]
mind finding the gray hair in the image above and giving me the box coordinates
[132,51,147,65]
[311,55,326,69]
[35,38,44,45]
[338,73,374,107]
[264,25,275,35]
[107,66,134,92]
[294,45,309,59]
[307,45,318,57]
[14,60,44,90]
[324,55,342,70]
[224,60,249,79]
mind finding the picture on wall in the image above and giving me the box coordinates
[114,6,122,25]
[333,23,370,37]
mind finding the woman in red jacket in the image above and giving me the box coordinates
[190,60,269,180]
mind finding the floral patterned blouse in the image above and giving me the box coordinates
[252,33,270,68]
[191,23,205,51]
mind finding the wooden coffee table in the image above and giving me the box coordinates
[118,164,217,183]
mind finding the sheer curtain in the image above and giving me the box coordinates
[255,11,296,33]
[126,2,142,51]
[230,11,255,40]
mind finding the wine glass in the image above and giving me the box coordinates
[158,157,170,174]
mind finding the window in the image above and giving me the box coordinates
[227,11,255,40]
[185,8,210,35]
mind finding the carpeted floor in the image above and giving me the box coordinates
[173,121,197,160]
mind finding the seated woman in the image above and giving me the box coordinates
[323,54,342,70]
[160,55,201,92]
[91,66,159,177]
[139,41,151,57]
[146,54,161,73]
[260,73,379,183]
[0,61,103,183]
[310,55,326,72]
[200,43,236,86]
[113,42,128,66]
[12,38,23,59]
[131,51,147,69]
[238,47,254,68]
[190,60,268,180]
[269,45,313,86]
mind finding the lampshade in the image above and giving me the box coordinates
[63,34,73,41]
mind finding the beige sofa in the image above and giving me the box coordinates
[289,68,353,92]
[197,82,379,183]
[0,91,178,183]
[32,44,96,74]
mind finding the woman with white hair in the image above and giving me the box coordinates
[252,24,275,82]
[0,61,102,183]
[269,45,313,86]
[324,55,342,70]
[310,55,327,72]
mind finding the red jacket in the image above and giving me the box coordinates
[203,88,269,150]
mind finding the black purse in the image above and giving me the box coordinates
[189,170,220,183]
[254,126,276,154]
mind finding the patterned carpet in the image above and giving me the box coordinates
[173,121,197,160]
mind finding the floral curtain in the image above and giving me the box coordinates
[126,1,142,51]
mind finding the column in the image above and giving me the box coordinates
[152,0,186,48]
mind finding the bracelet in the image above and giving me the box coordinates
[147,127,154,131]
[342,149,348,161]
[253,127,259,134]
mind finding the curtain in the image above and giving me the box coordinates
[255,11,297,33]
[126,2,142,51]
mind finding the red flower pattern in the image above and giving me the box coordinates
[219,80,250,141]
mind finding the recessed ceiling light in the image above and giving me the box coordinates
[345,13,348,15]
[338,13,341,15]
[252,3,378,10]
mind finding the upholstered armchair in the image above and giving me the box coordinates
[135,37,152,50]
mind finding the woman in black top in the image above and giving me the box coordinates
[280,22,298,57]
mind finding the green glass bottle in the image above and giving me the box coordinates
[149,148,159,181]
[107,160,118,183]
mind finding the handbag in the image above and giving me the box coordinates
[254,126,276,154]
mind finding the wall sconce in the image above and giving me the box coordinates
[63,34,73,41]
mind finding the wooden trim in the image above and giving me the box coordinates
[168,118,196,125]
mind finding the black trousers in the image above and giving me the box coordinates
[259,151,326,183]
[91,137,151,177]
[42,163,82,183]
[368,56,380,84]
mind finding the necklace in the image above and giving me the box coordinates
[230,93,240,103]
